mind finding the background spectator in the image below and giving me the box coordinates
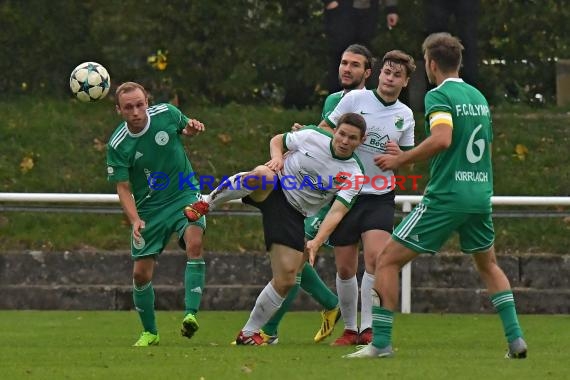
[425,0,479,86]
[323,0,399,94]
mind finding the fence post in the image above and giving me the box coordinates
[401,201,412,314]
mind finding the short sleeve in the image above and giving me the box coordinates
[325,91,357,128]
[284,125,321,151]
[424,89,452,117]
[106,147,130,183]
[165,103,190,132]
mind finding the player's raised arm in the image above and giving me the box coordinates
[375,123,451,171]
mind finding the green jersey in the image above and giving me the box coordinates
[321,90,344,121]
[423,78,493,212]
[106,103,200,212]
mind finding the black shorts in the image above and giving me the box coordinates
[243,183,305,252]
[329,192,396,246]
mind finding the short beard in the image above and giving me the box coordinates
[342,80,363,91]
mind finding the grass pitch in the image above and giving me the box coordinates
[1,311,568,379]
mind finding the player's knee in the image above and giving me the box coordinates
[185,238,203,258]
[133,270,151,286]
[336,265,356,279]
[475,259,499,276]
[252,166,277,183]
[272,277,296,296]
[473,249,498,273]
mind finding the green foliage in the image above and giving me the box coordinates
[1,0,569,106]
[477,0,570,103]
[0,0,96,96]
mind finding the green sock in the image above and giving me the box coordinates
[185,258,205,315]
[300,262,338,310]
[490,290,524,343]
[133,282,157,335]
[262,274,301,336]
[371,306,393,349]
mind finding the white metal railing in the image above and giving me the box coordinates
[2,193,570,313]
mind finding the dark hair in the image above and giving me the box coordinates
[381,50,416,77]
[115,82,148,105]
[422,32,463,74]
[337,112,367,138]
[344,44,375,70]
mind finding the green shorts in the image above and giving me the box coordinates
[393,202,494,254]
[131,194,206,259]
[304,203,333,248]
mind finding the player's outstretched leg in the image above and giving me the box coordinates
[184,200,210,222]
[185,172,254,222]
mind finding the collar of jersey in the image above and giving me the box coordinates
[127,110,151,137]
[434,77,464,90]
[373,89,397,107]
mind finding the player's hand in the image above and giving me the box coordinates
[264,157,284,173]
[374,153,403,170]
[383,140,402,155]
[305,239,322,266]
[325,1,339,10]
[132,219,146,243]
[182,119,205,136]
[291,123,304,132]
[374,141,404,170]
[387,13,399,29]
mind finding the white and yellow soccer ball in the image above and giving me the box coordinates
[69,62,111,102]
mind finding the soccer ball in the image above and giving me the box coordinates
[69,62,111,102]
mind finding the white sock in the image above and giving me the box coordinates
[206,172,253,210]
[243,282,284,334]
[336,274,358,331]
[359,271,375,331]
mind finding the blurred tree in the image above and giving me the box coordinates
[0,1,97,97]
[1,0,569,106]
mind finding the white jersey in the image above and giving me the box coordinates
[282,127,364,217]
[325,89,415,194]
